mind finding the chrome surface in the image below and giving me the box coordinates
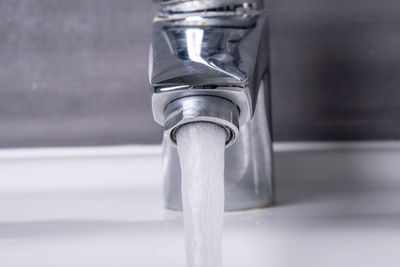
[149,0,274,211]
[150,13,269,126]
[164,96,240,147]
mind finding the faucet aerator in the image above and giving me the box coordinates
[164,96,240,147]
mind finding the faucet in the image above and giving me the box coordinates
[149,0,274,211]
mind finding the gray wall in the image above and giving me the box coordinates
[270,0,400,141]
[0,0,399,148]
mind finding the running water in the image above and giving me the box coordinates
[176,122,226,267]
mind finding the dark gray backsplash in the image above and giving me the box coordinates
[270,0,400,141]
[0,0,399,147]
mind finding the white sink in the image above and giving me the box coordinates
[0,142,399,267]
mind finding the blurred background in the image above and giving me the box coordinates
[1,0,399,148]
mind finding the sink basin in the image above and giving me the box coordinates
[0,142,399,266]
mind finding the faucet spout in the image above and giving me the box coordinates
[149,0,274,211]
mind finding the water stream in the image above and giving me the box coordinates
[176,122,226,267]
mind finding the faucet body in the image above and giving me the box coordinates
[149,0,274,211]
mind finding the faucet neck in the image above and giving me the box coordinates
[154,0,266,27]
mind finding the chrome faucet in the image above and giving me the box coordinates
[149,0,274,211]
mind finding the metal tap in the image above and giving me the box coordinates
[149,0,274,211]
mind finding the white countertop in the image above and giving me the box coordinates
[0,142,399,267]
